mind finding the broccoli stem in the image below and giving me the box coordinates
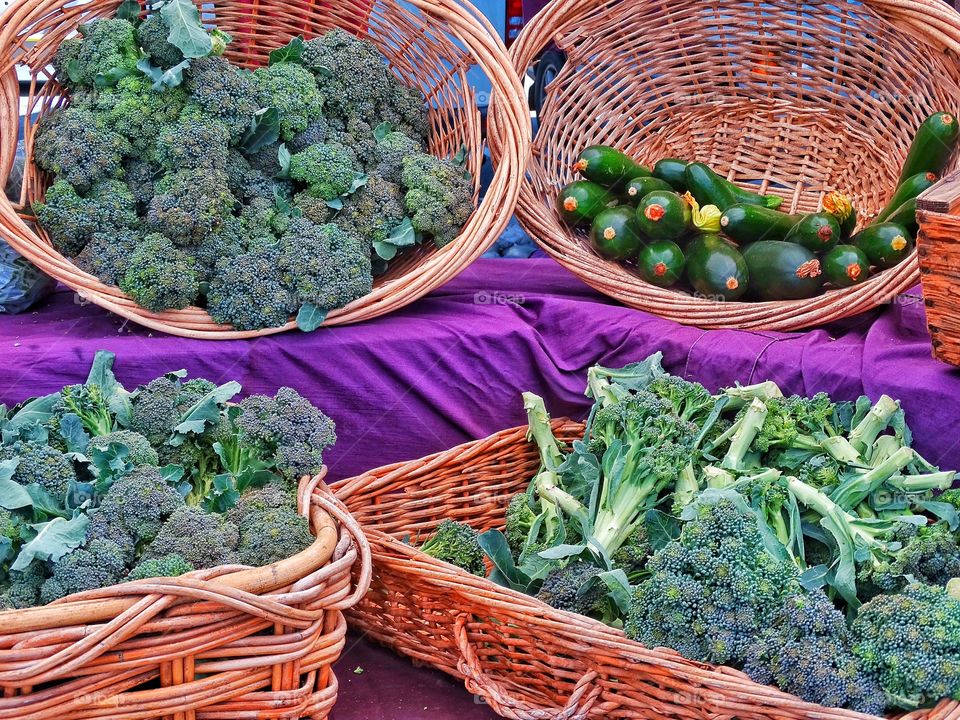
[829,446,916,510]
[703,465,736,489]
[869,435,902,467]
[848,395,899,455]
[720,398,768,471]
[722,381,783,410]
[820,435,864,464]
[534,471,586,519]
[889,471,956,494]
[672,463,700,512]
[522,392,565,473]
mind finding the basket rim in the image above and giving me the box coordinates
[0,0,531,340]
[487,0,960,331]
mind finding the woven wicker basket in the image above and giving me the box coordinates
[333,422,960,720]
[916,173,960,366]
[492,0,960,331]
[0,475,372,720]
[0,0,529,340]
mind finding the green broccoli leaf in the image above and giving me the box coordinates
[24,484,67,520]
[116,0,141,23]
[277,143,292,179]
[172,381,242,437]
[325,198,344,211]
[645,509,680,551]
[66,479,96,510]
[269,36,305,65]
[453,144,469,166]
[799,563,829,591]
[136,56,191,90]
[0,459,32,510]
[0,536,11,567]
[919,500,960,531]
[595,568,632,615]
[12,514,89,571]
[94,66,134,88]
[90,442,133,495]
[347,173,368,196]
[66,59,84,84]
[85,350,133,423]
[374,122,394,142]
[57,414,90,454]
[4,392,59,435]
[373,217,418,261]
[160,0,213,58]
[297,303,328,332]
[478,529,532,593]
[240,108,281,154]
[537,543,587,560]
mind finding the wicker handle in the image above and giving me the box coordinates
[453,613,601,720]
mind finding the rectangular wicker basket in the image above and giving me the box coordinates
[917,174,960,366]
[332,422,959,720]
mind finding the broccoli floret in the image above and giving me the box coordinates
[852,583,960,709]
[625,498,799,666]
[95,75,187,155]
[0,508,24,545]
[128,375,218,446]
[94,465,185,545]
[136,13,184,69]
[51,36,83,86]
[39,539,128,604]
[504,494,537,559]
[239,196,292,239]
[126,554,194,581]
[34,178,137,256]
[251,62,325,140]
[123,158,160,208]
[53,380,115,437]
[75,228,142,286]
[156,104,231,171]
[401,152,473,247]
[289,118,331,153]
[246,142,283,177]
[0,440,76,498]
[646,375,715,425]
[858,522,960,598]
[234,387,336,481]
[206,246,298,331]
[535,561,610,619]
[0,563,47,609]
[144,506,239,569]
[291,191,331,225]
[184,56,259,140]
[227,484,298,527]
[278,218,372,311]
[68,18,140,88]
[419,520,485,576]
[86,430,159,467]
[375,131,422,184]
[611,523,652,582]
[288,143,360,201]
[119,233,200,312]
[147,169,237,244]
[236,506,314,567]
[34,103,130,189]
[335,174,406,245]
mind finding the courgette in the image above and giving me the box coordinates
[685,234,749,301]
[874,172,937,224]
[639,240,685,287]
[854,222,913,269]
[742,241,824,300]
[726,182,783,210]
[823,245,871,288]
[720,204,801,245]
[574,146,650,190]
[636,190,692,241]
[884,199,919,237]
[685,163,738,211]
[898,111,960,184]
[590,207,645,260]
[784,212,841,253]
[823,191,858,239]
[556,181,615,226]
[624,176,674,205]
[652,158,688,192]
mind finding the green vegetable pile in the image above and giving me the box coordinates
[33,0,474,331]
[556,111,958,303]
[428,353,960,713]
[0,351,335,609]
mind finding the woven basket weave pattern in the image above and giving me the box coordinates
[0,0,529,339]
[496,0,960,331]
[333,422,959,720]
[0,477,372,720]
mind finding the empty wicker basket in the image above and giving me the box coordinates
[495,0,960,331]
[0,476,371,720]
[0,0,529,339]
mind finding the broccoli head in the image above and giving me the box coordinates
[95,75,188,155]
[251,62,325,140]
[401,152,473,247]
[288,143,360,201]
[184,55,259,140]
[147,169,237,244]
[126,554,194,581]
[51,37,83,86]
[119,233,200,312]
[535,561,610,619]
[206,246,298,331]
[144,506,239,569]
[289,118,331,153]
[292,191,332,225]
[611,523,652,582]
[53,380,115,436]
[39,539,128,604]
[0,563,47,609]
[136,13,184,69]
[0,440,76,498]
[335,174,406,245]
[226,483,298,526]
[375,131,422,184]
[75,228,142,286]
[34,178,138,257]
[95,465,185,545]
[124,158,160,208]
[236,506,314,567]
[129,374,218,446]
[419,520,485,576]
[156,104,231,171]
[86,430,159,467]
[67,18,140,88]
[858,522,960,600]
[504,493,537,559]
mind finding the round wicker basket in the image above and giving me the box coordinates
[0,475,372,720]
[0,0,529,339]
[496,0,960,331]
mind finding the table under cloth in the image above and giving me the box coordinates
[1,256,959,719]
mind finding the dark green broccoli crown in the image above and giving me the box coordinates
[51,36,83,86]
[144,505,239,569]
[137,13,184,69]
[288,143,359,201]
[70,18,140,87]
[504,493,537,558]
[0,440,76,498]
[120,233,200,312]
[402,152,473,248]
[237,506,314,567]
[625,499,798,666]
[1,563,47,609]
[292,191,332,225]
[147,169,237,244]
[246,142,283,177]
[86,430,159,468]
[535,561,608,618]
[278,218,372,310]
[335,175,405,244]
[40,538,128,604]
[375,131,422,184]
[129,375,219,445]
[34,178,137,257]
[184,56,259,140]
[611,523,652,581]
[206,246,298,331]
[156,104,231,171]
[251,62,325,140]
[289,118,331,153]
[95,75,188,155]
[126,554,194,581]
[227,483,298,526]
[75,228,142,287]
[96,465,185,544]
[223,150,280,204]
[851,583,960,709]
[419,520,485,576]
[123,158,160,208]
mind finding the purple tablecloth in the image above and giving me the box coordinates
[2,256,960,719]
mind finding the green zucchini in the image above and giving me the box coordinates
[575,146,650,190]
[556,181,615,226]
[636,190,692,241]
[854,222,913,269]
[652,158,688,192]
[685,163,738,211]
[685,234,749,301]
[590,207,645,261]
[724,180,783,210]
[898,111,960,184]
[742,241,824,300]
[624,176,674,206]
[784,212,841,253]
[823,245,871,288]
[875,171,937,224]
[884,199,919,237]
[823,191,858,239]
[719,204,801,245]
[638,240,685,287]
